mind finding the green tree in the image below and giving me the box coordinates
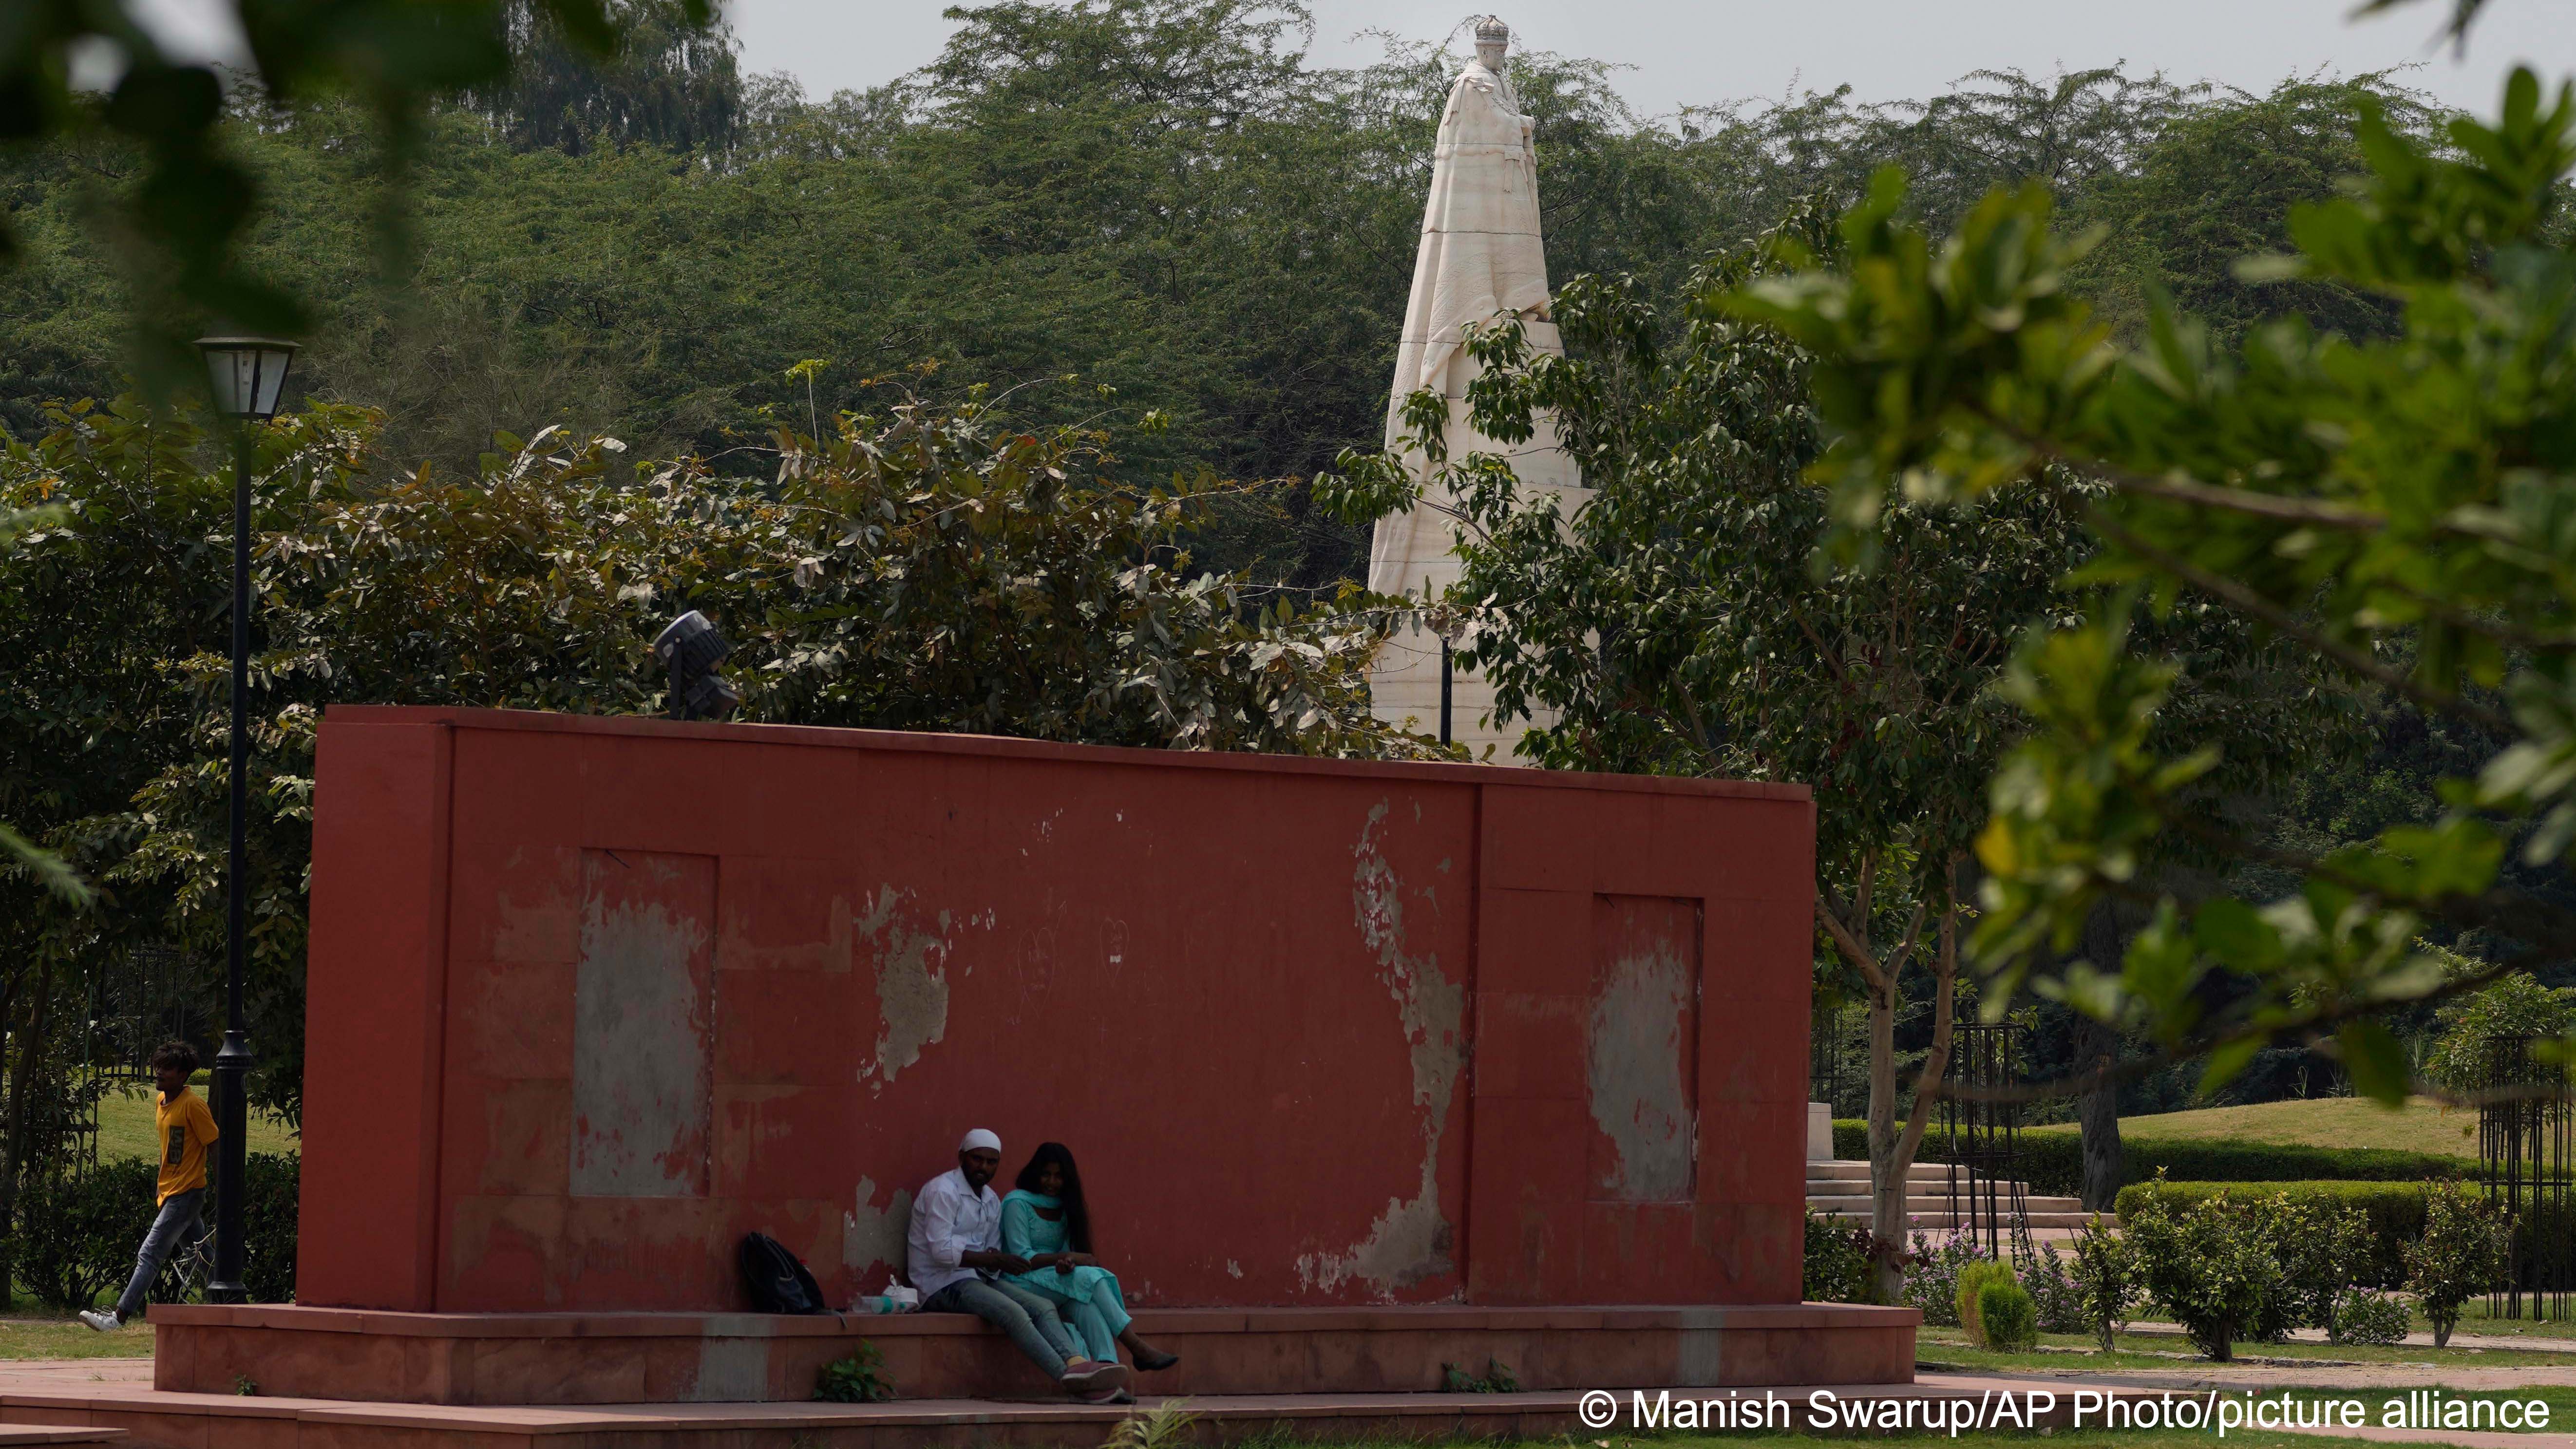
[0,0,718,379]
[2067,77,2424,346]
[2123,1182,2286,1361]
[1726,63,2576,1097]
[0,500,80,899]
[477,0,743,155]
[2424,971,2576,1089]
[2407,1179,2506,1347]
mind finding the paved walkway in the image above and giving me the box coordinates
[0,1363,146,1389]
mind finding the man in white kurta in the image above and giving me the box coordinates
[1365,17,1584,761]
[908,1128,1122,1395]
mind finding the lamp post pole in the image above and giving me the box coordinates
[195,335,295,1307]
[208,420,255,1306]
[1438,637,1452,747]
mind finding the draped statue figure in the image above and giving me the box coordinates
[1365,16,1584,760]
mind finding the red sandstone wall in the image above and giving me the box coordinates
[298,707,1814,1314]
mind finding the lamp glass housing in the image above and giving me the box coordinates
[195,336,300,420]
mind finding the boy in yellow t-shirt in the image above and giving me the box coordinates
[79,1041,218,1332]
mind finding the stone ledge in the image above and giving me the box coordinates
[148,1302,1919,1405]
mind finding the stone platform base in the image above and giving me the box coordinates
[0,1358,2140,1449]
[149,1303,1918,1406]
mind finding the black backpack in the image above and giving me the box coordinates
[738,1231,829,1314]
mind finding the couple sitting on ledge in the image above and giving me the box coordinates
[907,1129,1179,1402]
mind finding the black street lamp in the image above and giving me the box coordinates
[195,334,297,1306]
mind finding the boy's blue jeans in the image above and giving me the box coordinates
[113,1187,204,1321]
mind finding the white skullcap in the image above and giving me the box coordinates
[959,1128,1002,1154]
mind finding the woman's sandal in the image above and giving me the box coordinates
[1131,1349,1181,1372]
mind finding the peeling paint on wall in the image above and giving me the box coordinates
[857,887,954,1092]
[1300,800,1463,1297]
[1589,932,1696,1201]
[570,850,714,1198]
[843,1175,915,1280]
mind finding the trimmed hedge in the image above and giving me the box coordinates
[12,1151,298,1309]
[1830,1120,2468,1194]
[2113,1181,2426,1289]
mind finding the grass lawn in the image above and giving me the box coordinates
[0,1314,152,1359]
[94,1074,297,1162]
[2440,1297,2576,1340]
[1916,1327,2576,1373]
[2023,1096,2477,1161]
[2121,1298,2576,1343]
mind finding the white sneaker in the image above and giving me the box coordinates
[77,1310,119,1333]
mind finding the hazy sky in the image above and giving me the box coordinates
[120,0,2576,119]
[723,0,2576,117]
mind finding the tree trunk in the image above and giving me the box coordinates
[1862,892,1960,1302]
[0,955,57,1296]
[2076,904,2124,1213]
[1866,974,1903,1298]
[1821,853,1962,1303]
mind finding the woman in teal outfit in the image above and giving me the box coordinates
[1002,1143,1180,1375]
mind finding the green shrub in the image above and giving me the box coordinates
[2330,1289,2411,1346]
[2250,1190,2371,1335]
[242,1152,298,1304]
[2068,1213,2140,1351]
[1955,1259,2017,1347]
[2020,1241,2087,1335]
[1835,1120,2468,1194]
[1902,1230,1987,1327]
[2122,1181,2285,1362]
[11,1151,299,1310]
[1440,1358,1519,1393]
[1802,1208,1870,1304]
[2407,1179,2506,1348]
[2114,1180,2428,1288]
[814,1344,895,1403]
[14,1158,159,1310]
[1978,1278,2039,1352]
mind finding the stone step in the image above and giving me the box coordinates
[1807,1210,2109,1230]
[0,1373,2184,1449]
[148,1301,1918,1404]
[1805,1162,2014,1182]
[1805,1189,2081,1212]
[1803,1184,2081,1209]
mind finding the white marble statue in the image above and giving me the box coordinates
[1365,16,1584,760]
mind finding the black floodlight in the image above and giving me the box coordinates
[654,610,741,721]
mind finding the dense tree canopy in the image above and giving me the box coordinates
[0,0,2445,594]
[1734,66,2576,1097]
